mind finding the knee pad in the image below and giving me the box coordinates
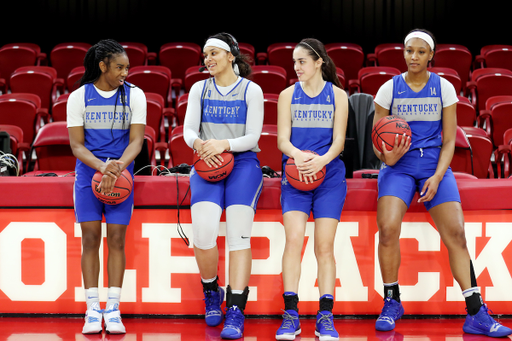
[191,201,222,250]
[225,205,254,251]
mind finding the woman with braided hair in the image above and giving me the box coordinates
[67,39,146,335]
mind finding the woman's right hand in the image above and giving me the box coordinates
[98,160,123,194]
[292,150,318,184]
[380,133,411,166]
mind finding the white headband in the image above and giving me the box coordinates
[404,31,435,51]
[204,38,231,53]
[203,38,240,75]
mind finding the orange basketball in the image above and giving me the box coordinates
[91,169,133,205]
[372,115,411,153]
[285,151,326,191]
[193,152,234,182]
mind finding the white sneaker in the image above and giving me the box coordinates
[82,307,103,334]
[104,304,126,334]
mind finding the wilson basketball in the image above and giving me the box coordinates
[91,169,133,205]
[193,152,234,182]
[285,151,326,191]
[372,115,412,153]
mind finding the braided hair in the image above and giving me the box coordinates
[80,39,132,135]
[296,38,343,89]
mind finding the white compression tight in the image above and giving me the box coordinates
[191,202,255,251]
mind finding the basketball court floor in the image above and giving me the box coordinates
[0,315,511,341]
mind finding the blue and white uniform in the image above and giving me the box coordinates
[374,72,460,210]
[67,82,147,225]
[281,81,347,220]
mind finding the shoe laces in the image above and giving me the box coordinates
[317,311,335,331]
[224,306,244,326]
[381,297,400,316]
[281,310,299,329]
[203,290,220,309]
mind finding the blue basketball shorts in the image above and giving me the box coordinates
[378,147,461,210]
[190,151,264,210]
[73,158,135,225]
[281,158,347,220]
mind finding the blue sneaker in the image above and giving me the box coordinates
[220,306,245,339]
[315,310,339,341]
[275,309,301,340]
[463,304,512,337]
[204,287,225,327]
[375,297,404,331]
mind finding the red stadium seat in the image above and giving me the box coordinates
[451,126,474,175]
[478,101,512,147]
[263,93,279,125]
[456,96,477,128]
[1,43,47,65]
[348,66,401,96]
[66,66,85,93]
[367,43,407,72]
[10,66,64,110]
[239,42,256,65]
[475,45,512,71]
[50,43,91,80]
[262,43,297,83]
[257,124,281,172]
[51,94,70,122]
[145,92,175,143]
[168,125,193,167]
[25,121,75,173]
[0,45,39,90]
[250,65,287,95]
[326,43,365,83]
[183,66,210,93]
[493,128,512,178]
[0,93,49,145]
[435,44,472,93]
[0,124,28,174]
[465,133,494,178]
[120,42,156,67]
[126,66,175,107]
[158,42,202,91]
[466,68,512,112]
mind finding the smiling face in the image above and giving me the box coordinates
[404,37,434,73]
[293,46,323,83]
[203,46,234,77]
[98,53,130,91]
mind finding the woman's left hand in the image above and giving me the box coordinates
[198,139,227,168]
[418,175,442,203]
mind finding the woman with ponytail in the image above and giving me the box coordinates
[275,38,348,341]
[183,32,264,340]
[67,39,146,335]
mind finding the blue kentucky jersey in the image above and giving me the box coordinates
[83,83,133,158]
[390,73,444,149]
[285,81,335,162]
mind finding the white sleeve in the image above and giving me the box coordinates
[440,77,459,108]
[374,79,394,110]
[227,81,264,152]
[66,86,86,127]
[129,86,147,125]
[183,80,205,149]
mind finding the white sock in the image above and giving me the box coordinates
[106,287,122,310]
[231,289,244,295]
[85,287,100,311]
[201,277,217,283]
[462,286,480,298]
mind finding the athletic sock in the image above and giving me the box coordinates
[319,294,334,312]
[383,281,401,302]
[201,276,219,292]
[85,287,100,311]
[283,291,299,312]
[226,285,249,313]
[463,287,483,315]
[106,287,121,309]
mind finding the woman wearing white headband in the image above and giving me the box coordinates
[183,32,264,340]
[372,28,511,337]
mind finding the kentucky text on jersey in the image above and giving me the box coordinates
[396,103,438,115]
[85,111,130,121]
[293,109,333,120]
[203,104,241,117]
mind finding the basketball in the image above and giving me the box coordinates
[91,169,133,205]
[372,115,412,153]
[285,151,326,191]
[193,152,234,182]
